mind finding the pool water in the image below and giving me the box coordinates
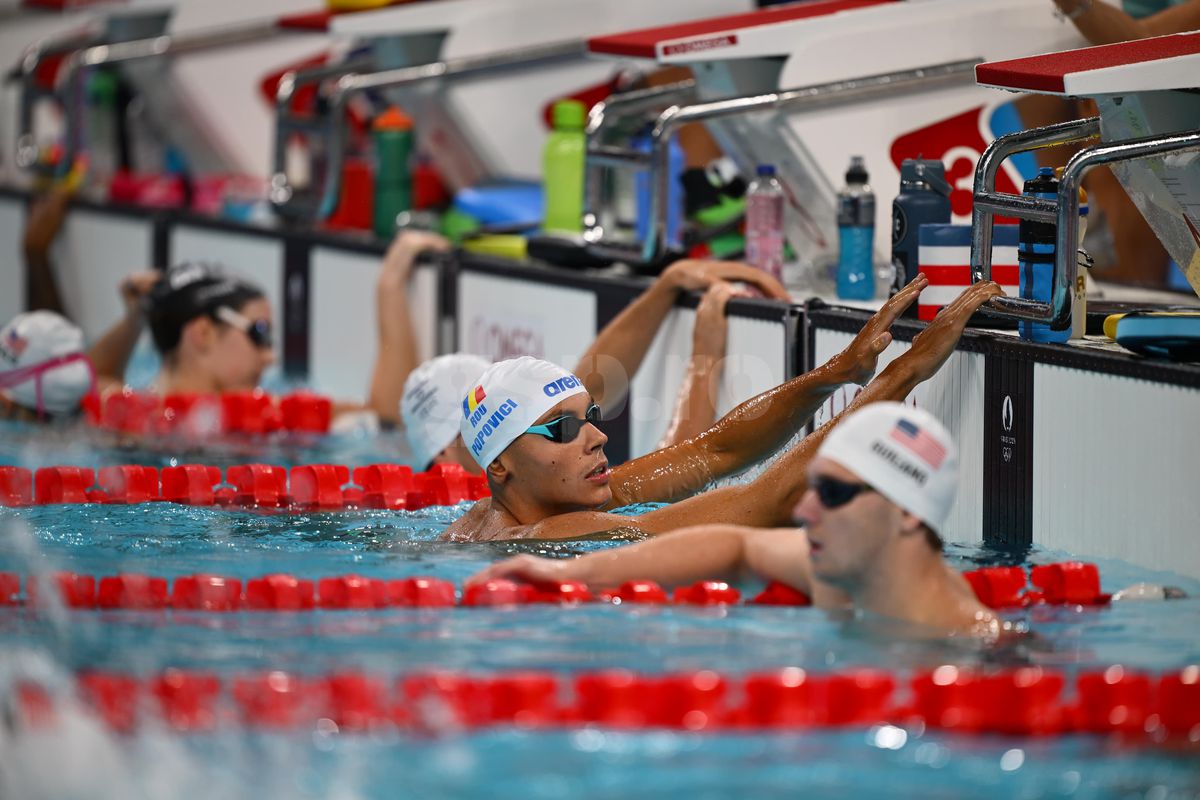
[1,423,1199,799]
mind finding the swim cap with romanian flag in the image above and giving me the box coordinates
[459,356,587,468]
[817,402,959,531]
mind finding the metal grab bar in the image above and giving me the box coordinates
[272,39,587,222]
[12,26,117,173]
[971,120,1200,328]
[269,57,376,215]
[53,20,307,179]
[581,80,697,251]
[582,58,981,266]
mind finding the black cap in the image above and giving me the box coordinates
[146,262,264,354]
[845,156,868,184]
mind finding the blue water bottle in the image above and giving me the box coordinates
[1018,167,1068,343]
[836,156,876,300]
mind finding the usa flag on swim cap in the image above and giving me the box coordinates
[890,418,946,469]
[4,327,27,359]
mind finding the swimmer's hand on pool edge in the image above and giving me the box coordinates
[887,280,1004,388]
[659,257,790,302]
[828,274,928,386]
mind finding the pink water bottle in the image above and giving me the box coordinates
[745,164,785,282]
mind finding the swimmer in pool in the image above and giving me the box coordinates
[470,402,1002,636]
[442,279,1004,542]
[392,243,789,472]
[0,311,94,422]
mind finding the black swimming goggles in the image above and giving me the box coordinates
[812,475,875,509]
[524,403,602,444]
[213,306,274,350]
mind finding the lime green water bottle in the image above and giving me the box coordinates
[372,107,413,239]
[542,99,586,234]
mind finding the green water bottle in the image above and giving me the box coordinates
[372,106,414,239]
[542,99,586,234]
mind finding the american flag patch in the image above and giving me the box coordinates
[918,224,1019,322]
[3,327,27,359]
[890,418,946,469]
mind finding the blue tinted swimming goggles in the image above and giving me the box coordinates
[524,403,602,444]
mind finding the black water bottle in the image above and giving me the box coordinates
[890,158,952,315]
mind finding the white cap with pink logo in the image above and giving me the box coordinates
[0,311,93,417]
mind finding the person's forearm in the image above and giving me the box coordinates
[1059,0,1200,44]
[574,279,677,414]
[754,358,920,518]
[87,314,143,387]
[24,253,66,314]
[367,283,419,426]
[634,358,919,531]
[607,355,854,507]
[658,354,721,448]
[568,525,749,587]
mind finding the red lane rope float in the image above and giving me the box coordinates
[0,564,1110,612]
[9,665,1199,738]
[0,462,490,511]
[81,389,333,437]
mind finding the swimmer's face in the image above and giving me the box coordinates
[502,392,610,511]
[793,457,904,589]
[209,297,275,392]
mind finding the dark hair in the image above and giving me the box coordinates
[145,262,264,355]
[921,524,944,553]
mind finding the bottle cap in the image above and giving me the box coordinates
[551,99,586,131]
[1054,166,1089,215]
[755,164,776,177]
[845,156,868,184]
[372,107,413,132]
[899,158,950,196]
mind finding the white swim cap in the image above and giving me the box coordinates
[0,311,92,416]
[459,356,587,468]
[817,402,958,531]
[402,353,491,469]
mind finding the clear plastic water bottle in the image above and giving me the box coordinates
[745,164,785,282]
[836,156,875,300]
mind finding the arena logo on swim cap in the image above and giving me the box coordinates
[542,375,581,397]
[462,385,487,423]
[469,398,520,457]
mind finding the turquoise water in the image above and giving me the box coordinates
[1,422,1199,799]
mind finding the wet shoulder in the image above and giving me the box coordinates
[440,498,493,541]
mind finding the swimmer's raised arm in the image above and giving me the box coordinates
[90,271,160,395]
[657,281,745,448]
[574,259,788,417]
[1054,0,1200,46]
[604,276,928,508]
[468,524,818,595]
[620,281,1002,529]
[368,231,451,426]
